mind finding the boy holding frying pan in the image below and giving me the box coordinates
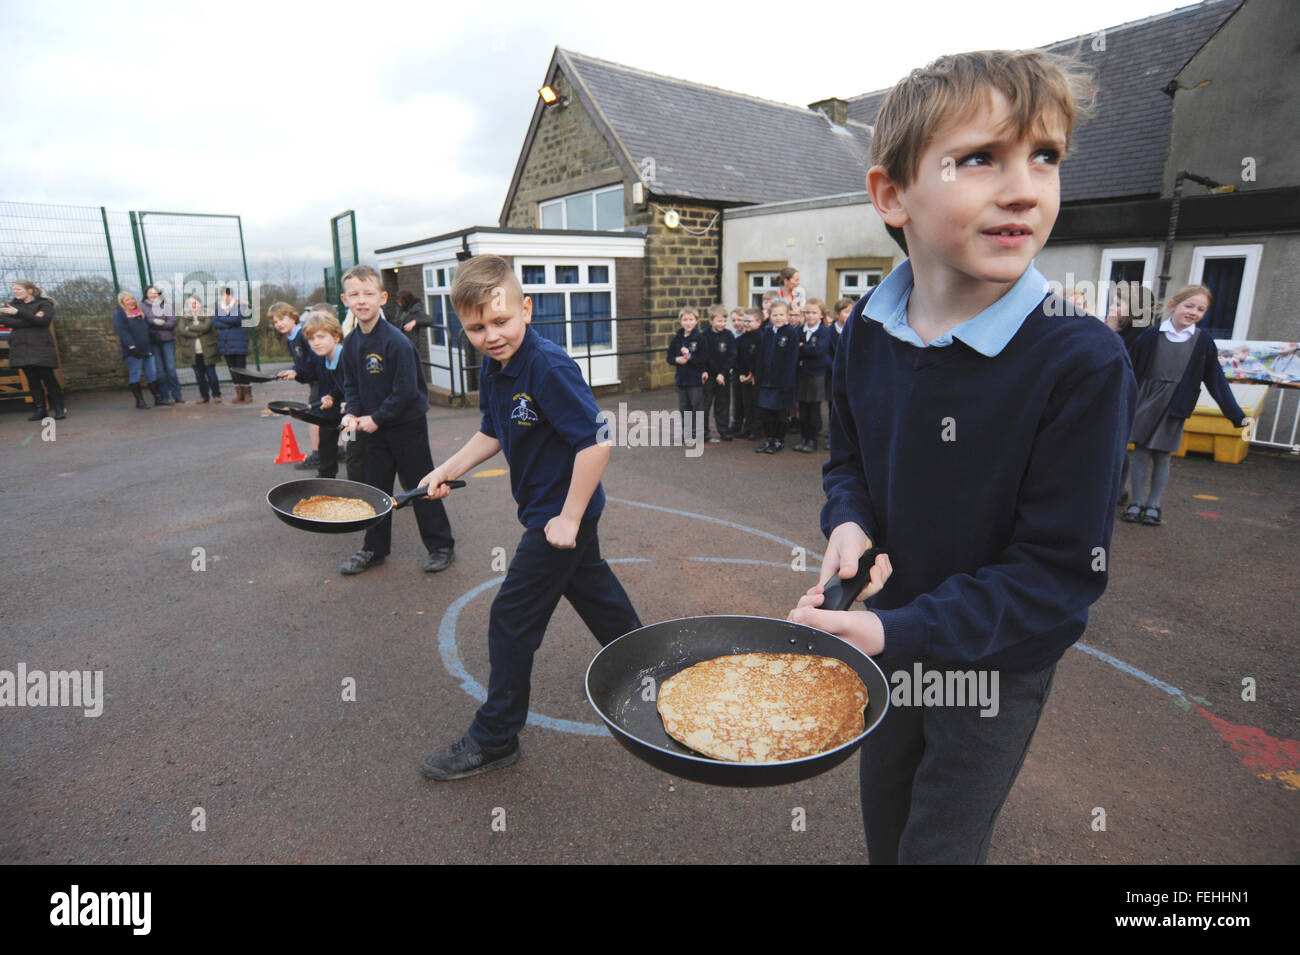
[338,265,455,575]
[789,50,1135,863]
[418,254,642,781]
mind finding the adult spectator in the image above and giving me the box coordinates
[391,290,433,350]
[113,290,166,408]
[213,286,252,403]
[2,280,65,420]
[776,267,806,308]
[178,294,222,403]
[144,285,183,403]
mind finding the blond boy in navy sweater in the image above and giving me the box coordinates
[789,50,1136,864]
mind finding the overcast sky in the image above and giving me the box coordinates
[5,0,1196,280]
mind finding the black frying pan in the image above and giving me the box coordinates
[230,367,286,384]
[267,400,336,427]
[586,553,890,787]
[267,477,466,534]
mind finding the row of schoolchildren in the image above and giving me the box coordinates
[667,294,855,452]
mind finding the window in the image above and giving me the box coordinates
[1190,245,1263,341]
[748,271,781,308]
[423,264,459,347]
[538,186,624,232]
[838,269,882,303]
[514,260,615,351]
[1098,247,1157,320]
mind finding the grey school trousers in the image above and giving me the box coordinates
[859,661,1057,864]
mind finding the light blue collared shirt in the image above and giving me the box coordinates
[861,260,1050,357]
[325,344,342,370]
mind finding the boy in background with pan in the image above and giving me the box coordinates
[789,50,1135,863]
[418,254,641,780]
[337,265,455,575]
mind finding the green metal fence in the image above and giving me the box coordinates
[1,200,259,362]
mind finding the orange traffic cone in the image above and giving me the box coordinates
[274,421,307,463]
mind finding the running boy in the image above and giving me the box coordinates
[789,50,1135,863]
[337,265,455,575]
[419,255,641,780]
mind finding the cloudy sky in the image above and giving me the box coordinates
[5,0,1193,279]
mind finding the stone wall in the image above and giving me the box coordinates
[503,70,623,229]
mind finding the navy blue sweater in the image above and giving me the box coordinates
[667,328,706,386]
[755,323,799,393]
[112,307,152,359]
[341,317,429,426]
[701,327,736,376]
[1128,325,1245,426]
[735,329,761,377]
[797,323,832,378]
[295,346,345,422]
[823,294,1137,673]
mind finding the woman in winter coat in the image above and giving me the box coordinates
[1,280,65,420]
[213,286,252,403]
[144,285,183,403]
[177,294,222,403]
[112,290,166,408]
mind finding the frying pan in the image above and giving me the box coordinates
[267,477,466,534]
[267,400,336,427]
[586,552,890,787]
[230,367,286,384]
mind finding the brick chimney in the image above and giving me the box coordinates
[808,97,848,127]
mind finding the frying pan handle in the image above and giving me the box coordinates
[392,481,467,508]
[820,546,885,612]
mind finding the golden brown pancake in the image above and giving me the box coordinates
[292,495,377,522]
[657,653,868,763]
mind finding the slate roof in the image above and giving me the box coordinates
[549,49,873,205]
[844,0,1243,203]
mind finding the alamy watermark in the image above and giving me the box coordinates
[0,663,103,717]
[889,662,1000,717]
[596,402,706,458]
[151,273,265,325]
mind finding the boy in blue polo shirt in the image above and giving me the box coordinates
[789,50,1136,863]
[419,255,642,780]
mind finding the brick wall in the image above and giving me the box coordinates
[627,201,723,389]
[614,257,647,389]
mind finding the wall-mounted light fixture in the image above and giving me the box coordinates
[539,85,568,109]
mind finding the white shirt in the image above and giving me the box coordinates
[1160,318,1196,343]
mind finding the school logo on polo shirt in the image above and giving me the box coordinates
[510,393,538,426]
[365,353,384,374]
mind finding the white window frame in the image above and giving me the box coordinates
[514,257,618,362]
[838,269,883,302]
[538,186,624,232]
[748,271,781,308]
[422,264,459,348]
[1097,247,1158,316]
[1189,244,1263,340]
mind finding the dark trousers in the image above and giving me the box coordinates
[225,353,246,371]
[20,365,62,411]
[358,417,454,559]
[704,376,730,436]
[798,400,822,441]
[470,517,641,747]
[737,381,757,436]
[318,421,341,478]
[859,662,1056,864]
[760,406,785,440]
[677,384,704,441]
[732,373,745,430]
[193,354,221,399]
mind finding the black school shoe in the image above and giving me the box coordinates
[421,734,520,781]
[423,547,455,573]
[1121,504,1142,523]
[294,450,321,471]
[340,549,384,575]
[1140,506,1162,526]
